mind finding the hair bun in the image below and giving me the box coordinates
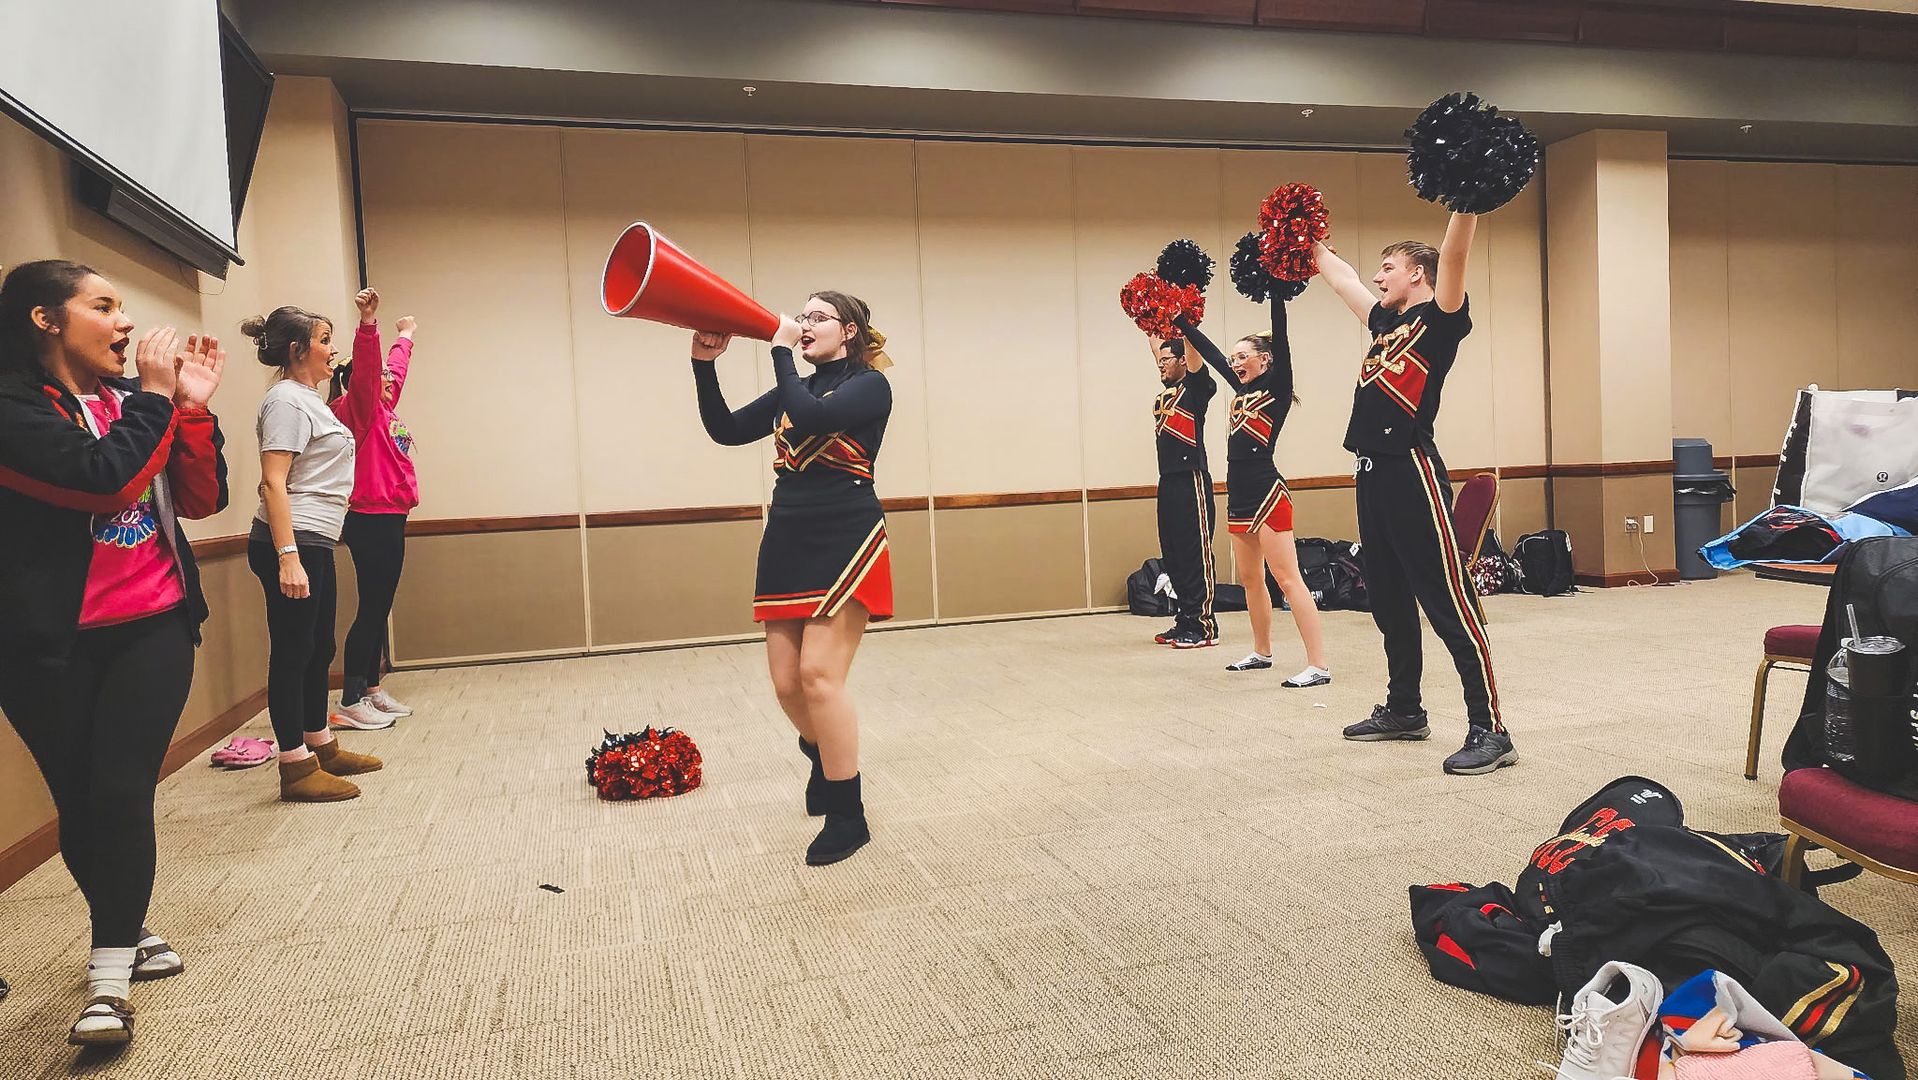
[239,315,267,339]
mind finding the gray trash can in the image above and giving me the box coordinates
[1673,437,1736,580]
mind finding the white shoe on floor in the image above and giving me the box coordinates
[365,689,412,717]
[1282,666,1331,688]
[1554,960,1662,1080]
[329,700,396,730]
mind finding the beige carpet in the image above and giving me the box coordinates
[0,572,1912,1079]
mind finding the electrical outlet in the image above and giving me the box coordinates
[1643,514,1655,534]
[1624,517,1640,533]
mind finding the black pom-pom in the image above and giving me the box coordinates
[1405,92,1539,215]
[1156,239,1214,290]
[1229,233,1306,303]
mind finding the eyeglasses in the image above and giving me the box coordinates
[1229,352,1262,363]
[795,312,843,327]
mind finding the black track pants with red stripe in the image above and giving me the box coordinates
[1156,469,1217,637]
[1355,446,1504,731]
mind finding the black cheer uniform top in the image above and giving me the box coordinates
[1154,362,1216,476]
[1180,303,1293,492]
[694,348,892,505]
[1343,296,1470,457]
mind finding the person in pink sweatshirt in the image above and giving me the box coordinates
[327,287,417,729]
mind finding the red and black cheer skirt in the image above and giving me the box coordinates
[1226,467,1294,535]
[753,494,894,623]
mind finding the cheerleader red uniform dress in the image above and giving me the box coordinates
[694,346,894,622]
[1179,301,1295,536]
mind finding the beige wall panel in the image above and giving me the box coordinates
[1599,474,1677,574]
[934,502,1087,618]
[1292,486,1360,542]
[744,136,927,504]
[556,126,763,514]
[886,508,936,623]
[1552,477,1605,577]
[1835,166,1918,392]
[560,129,766,513]
[1356,153,1498,471]
[1087,498,1160,608]
[1726,162,1838,458]
[587,521,760,645]
[1484,182,1549,469]
[357,121,582,518]
[1073,146,1225,491]
[184,555,270,735]
[918,142,1082,495]
[1594,132,1673,463]
[1545,135,1604,466]
[0,720,53,856]
[1668,161,1734,453]
[1220,151,1364,481]
[391,530,588,661]
[1733,464,1780,528]
[1495,476,1548,541]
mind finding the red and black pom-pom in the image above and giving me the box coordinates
[1256,183,1328,283]
[1119,272,1204,339]
[586,728,703,800]
[1405,92,1539,214]
[1230,232,1307,304]
[1155,239,1215,290]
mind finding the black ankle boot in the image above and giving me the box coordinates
[806,774,870,866]
[798,737,826,816]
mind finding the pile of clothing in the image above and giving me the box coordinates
[1408,777,1905,1080]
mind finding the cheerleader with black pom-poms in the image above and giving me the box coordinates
[1178,238,1328,686]
[690,292,894,866]
[1312,92,1537,777]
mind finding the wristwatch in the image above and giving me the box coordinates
[278,544,299,556]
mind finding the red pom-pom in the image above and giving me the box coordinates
[1256,184,1329,282]
[1119,272,1204,339]
[586,728,703,800]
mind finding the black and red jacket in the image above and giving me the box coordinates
[0,368,228,662]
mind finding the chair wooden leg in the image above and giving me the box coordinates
[1746,658,1774,780]
[1781,829,1810,890]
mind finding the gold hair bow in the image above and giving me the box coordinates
[866,327,894,371]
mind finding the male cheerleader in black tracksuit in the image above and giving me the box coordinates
[1312,214,1517,775]
[1148,338,1219,648]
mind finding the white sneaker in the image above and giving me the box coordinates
[366,689,412,717]
[1282,666,1332,688]
[329,700,397,730]
[1554,961,1662,1080]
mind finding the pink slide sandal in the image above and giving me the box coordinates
[210,737,276,769]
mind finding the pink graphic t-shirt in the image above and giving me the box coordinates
[78,392,185,628]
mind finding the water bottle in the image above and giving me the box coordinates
[1825,642,1855,763]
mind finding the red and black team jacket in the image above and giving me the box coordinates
[1344,296,1471,457]
[0,369,228,662]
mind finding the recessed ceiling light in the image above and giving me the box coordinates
[742,85,757,95]
[1739,123,1752,133]
[1301,108,1314,117]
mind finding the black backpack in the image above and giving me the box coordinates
[1295,538,1369,611]
[1513,530,1576,596]
[1784,535,1918,795]
[1125,558,1173,617]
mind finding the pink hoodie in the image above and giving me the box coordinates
[332,321,418,514]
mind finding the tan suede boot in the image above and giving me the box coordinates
[314,737,383,776]
[279,756,360,802]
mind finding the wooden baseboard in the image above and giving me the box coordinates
[4,685,272,893]
[1575,568,1684,587]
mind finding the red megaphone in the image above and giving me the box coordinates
[601,222,781,341]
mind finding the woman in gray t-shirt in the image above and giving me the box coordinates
[241,306,385,802]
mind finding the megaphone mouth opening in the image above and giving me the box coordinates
[601,222,658,317]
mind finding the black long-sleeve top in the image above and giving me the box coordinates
[1154,362,1215,476]
[1178,303,1293,476]
[693,347,892,506]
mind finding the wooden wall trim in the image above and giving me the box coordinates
[190,534,249,559]
[882,496,933,513]
[585,505,762,528]
[1575,568,1684,588]
[407,514,578,536]
[1499,464,1552,480]
[5,686,270,893]
[1732,454,1778,470]
[933,490,1084,510]
[1087,484,1160,502]
[1548,459,1676,478]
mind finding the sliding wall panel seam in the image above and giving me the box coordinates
[555,129,598,651]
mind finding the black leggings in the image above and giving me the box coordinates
[0,607,195,948]
[340,511,406,695]
[248,540,337,752]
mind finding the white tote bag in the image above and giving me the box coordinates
[1773,387,1918,514]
